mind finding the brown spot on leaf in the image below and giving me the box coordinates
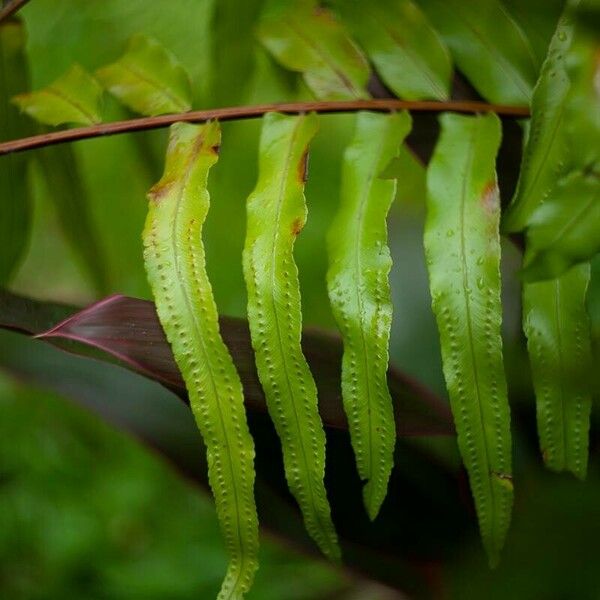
[211,144,221,155]
[148,179,174,203]
[298,150,309,184]
[291,217,304,236]
[481,181,499,214]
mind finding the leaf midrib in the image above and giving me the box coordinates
[458,117,498,547]
[351,146,386,504]
[553,279,568,468]
[267,117,333,548]
[371,9,447,99]
[45,84,98,124]
[510,100,567,227]
[535,185,599,251]
[284,16,362,97]
[168,132,247,593]
[436,0,534,101]
[119,60,189,113]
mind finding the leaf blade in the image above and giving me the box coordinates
[522,170,600,281]
[501,0,565,65]
[243,112,340,560]
[418,0,538,105]
[523,264,593,479]
[507,2,600,273]
[502,4,578,233]
[327,110,411,520]
[143,122,259,598]
[424,112,512,565]
[257,4,370,100]
[96,34,192,116]
[335,0,452,100]
[12,64,102,126]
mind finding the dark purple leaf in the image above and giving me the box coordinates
[0,289,74,334]
[0,290,453,436]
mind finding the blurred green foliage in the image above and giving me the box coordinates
[0,371,349,599]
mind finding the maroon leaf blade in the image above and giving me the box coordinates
[0,291,453,436]
[39,294,185,390]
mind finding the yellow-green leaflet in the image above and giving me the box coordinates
[12,64,102,126]
[143,121,258,599]
[523,264,593,479]
[96,34,192,116]
[327,111,411,520]
[424,113,512,566]
[243,112,340,560]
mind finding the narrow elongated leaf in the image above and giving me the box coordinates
[0,289,455,436]
[327,111,411,520]
[243,112,340,560]
[38,144,108,294]
[0,18,32,284]
[334,0,452,100]
[418,0,538,105]
[96,34,192,116]
[424,113,512,566]
[12,64,102,126]
[143,122,259,598]
[501,0,565,65]
[257,4,370,100]
[502,4,578,233]
[523,264,593,479]
[522,170,600,281]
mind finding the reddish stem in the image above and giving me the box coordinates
[0,99,529,156]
